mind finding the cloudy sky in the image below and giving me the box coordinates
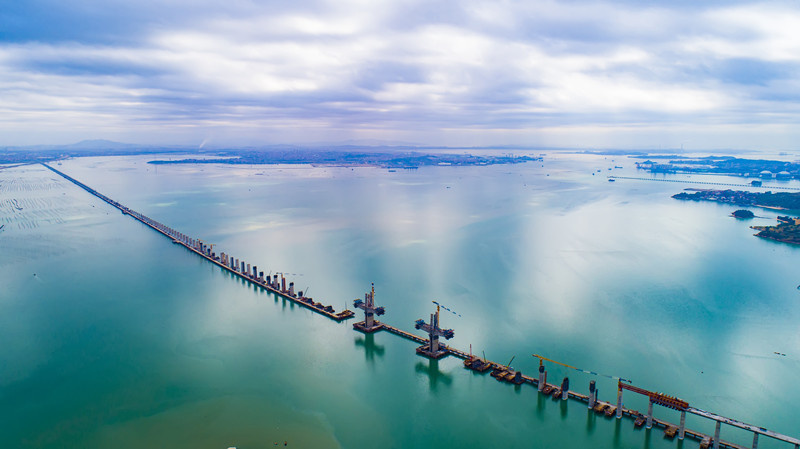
[2,0,800,150]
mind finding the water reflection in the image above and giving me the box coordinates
[536,391,547,418]
[415,358,452,391]
[354,333,385,363]
[586,409,596,435]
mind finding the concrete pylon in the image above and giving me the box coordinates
[538,364,545,392]
[679,410,686,440]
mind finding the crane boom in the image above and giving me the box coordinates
[532,353,632,383]
[532,354,578,370]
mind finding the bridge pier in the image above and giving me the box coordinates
[538,364,545,392]
[616,387,623,419]
[646,399,653,429]
[713,420,721,449]
[679,410,686,440]
[752,433,758,449]
[414,304,454,359]
[588,380,596,408]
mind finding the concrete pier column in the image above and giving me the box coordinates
[561,377,569,400]
[365,310,374,327]
[429,312,440,353]
[246,263,251,276]
[713,420,721,449]
[646,399,654,429]
[679,410,686,440]
[588,380,597,408]
[616,388,623,419]
[538,365,545,392]
[751,433,758,449]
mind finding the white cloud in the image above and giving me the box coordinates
[1,0,799,148]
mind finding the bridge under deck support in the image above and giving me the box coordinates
[679,410,686,440]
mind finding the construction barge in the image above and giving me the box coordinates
[43,163,799,449]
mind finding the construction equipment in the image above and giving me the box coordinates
[432,300,461,317]
[532,353,632,383]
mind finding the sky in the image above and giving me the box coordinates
[1,0,800,150]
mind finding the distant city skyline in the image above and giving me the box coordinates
[2,0,799,150]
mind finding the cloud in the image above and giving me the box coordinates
[1,0,799,148]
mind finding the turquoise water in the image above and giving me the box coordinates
[1,154,798,448]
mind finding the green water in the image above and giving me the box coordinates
[1,154,798,449]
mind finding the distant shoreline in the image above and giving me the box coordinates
[146,150,543,169]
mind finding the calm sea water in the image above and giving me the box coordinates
[1,153,798,449]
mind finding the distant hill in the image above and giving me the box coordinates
[62,139,142,150]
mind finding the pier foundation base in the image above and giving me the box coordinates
[416,344,449,359]
[353,321,384,333]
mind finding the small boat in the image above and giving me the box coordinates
[608,178,615,182]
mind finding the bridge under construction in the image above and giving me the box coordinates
[43,163,799,449]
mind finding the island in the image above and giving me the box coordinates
[635,156,800,179]
[753,217,800,245]
[673,190,800,244]
[672,189,800,210]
